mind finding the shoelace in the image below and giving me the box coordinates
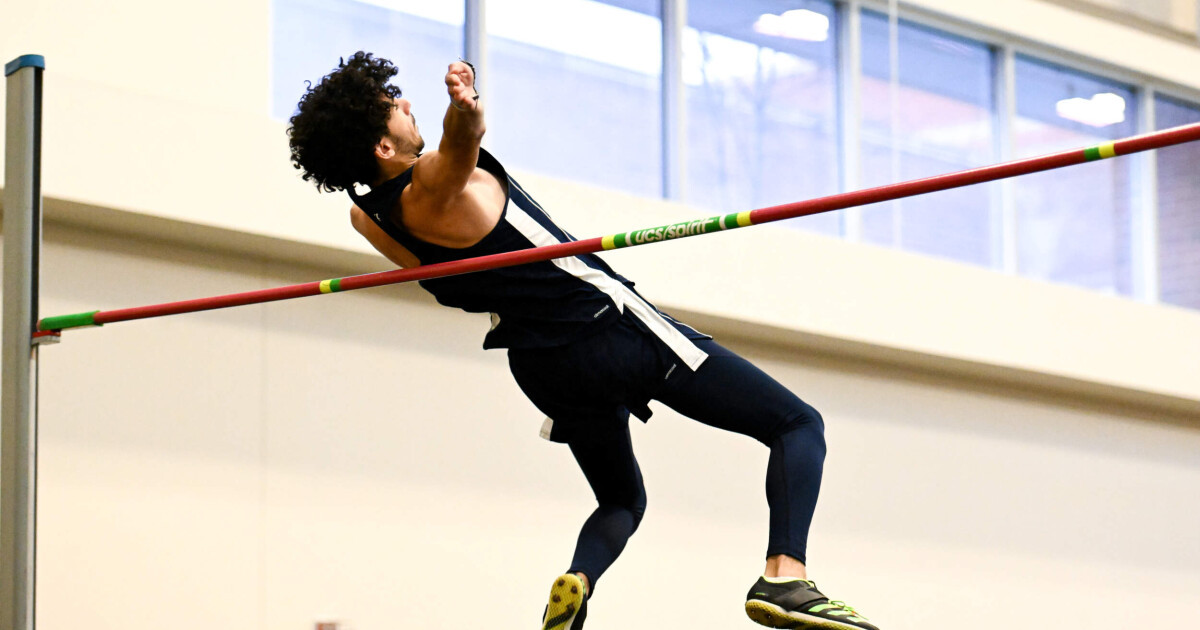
[829,601,868,620]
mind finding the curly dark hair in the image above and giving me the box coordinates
[287,52,403,192]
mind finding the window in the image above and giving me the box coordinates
[1013,56,1137,295]
[859,12,998,265]
[685,0,840,235]
[486,0,663,197]
[1155,95,1200,310]
[272,0,464,152]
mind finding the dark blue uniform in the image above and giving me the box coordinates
[350,149,826,593]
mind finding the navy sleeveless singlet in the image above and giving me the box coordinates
[348,149,710,368]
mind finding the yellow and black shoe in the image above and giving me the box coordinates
[745,576,878,630]
[541,573,588,630]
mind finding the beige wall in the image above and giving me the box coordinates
[900,0,1200,91]
[21,223,1200,630]
[3,0,1200,628]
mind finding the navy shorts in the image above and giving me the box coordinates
[507,310,815,448]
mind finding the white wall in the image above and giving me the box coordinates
[27,224,1200,630]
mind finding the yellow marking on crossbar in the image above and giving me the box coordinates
[737,212,753,227]
[1099,143,1117,159]
[602,235,617,250]
[319,280,334,294]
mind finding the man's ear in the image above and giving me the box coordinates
[375,136,396,161]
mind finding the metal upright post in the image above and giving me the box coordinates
[2,53,45,630]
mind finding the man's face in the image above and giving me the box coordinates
[385,97,425,155]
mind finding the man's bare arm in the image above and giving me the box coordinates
[410,61,485,206]
[350,205,422,269]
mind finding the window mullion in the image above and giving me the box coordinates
[994,45,1017,274]
[465,0,486,95]
[662,0,686,201]
[1132,86,1160,302]
[839,0,863,241]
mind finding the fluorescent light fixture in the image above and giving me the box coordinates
[488,0,662,76]
[1055,92,1126,128]
[753,9,830,42]
[353,0,463,25]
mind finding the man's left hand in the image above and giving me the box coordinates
[446,61,479,112]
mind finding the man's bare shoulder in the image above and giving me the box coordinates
[399,151,505,248]
[349,204,372,229]
[349,204,422,268]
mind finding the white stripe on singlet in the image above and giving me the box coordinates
[503,199,708,371]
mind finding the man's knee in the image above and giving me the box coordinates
[629,489,647,532]
[766,401,826,451]
[601,490,647,533]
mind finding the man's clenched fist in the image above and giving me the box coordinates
[446,61,479,112]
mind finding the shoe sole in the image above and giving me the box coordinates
[542,574,586,630]
[745,600,870,630]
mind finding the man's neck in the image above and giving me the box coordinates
[374,154,418,186]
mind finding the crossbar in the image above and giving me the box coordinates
[37,122,1200,333]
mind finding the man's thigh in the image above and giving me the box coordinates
[568,418,645,507]
[654,340,821,445]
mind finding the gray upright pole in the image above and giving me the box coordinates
[2,53,45,630]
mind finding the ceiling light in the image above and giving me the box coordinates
[753,9,830,42]
[1055,92,1126,128]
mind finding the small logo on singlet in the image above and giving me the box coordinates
[665,363,677,380]
[373,213,382,222]
[593,305,611,318]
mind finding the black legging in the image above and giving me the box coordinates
[509,315,827,596]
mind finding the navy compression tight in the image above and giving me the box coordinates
[565,341,826,594]
[508,316,827,596]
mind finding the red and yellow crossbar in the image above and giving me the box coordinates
[37,122,1200,333]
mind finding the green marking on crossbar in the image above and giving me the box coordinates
[622,217,721,247]
[603,211,754,250]
[1084,142,1117,161]
[39,310,100,331]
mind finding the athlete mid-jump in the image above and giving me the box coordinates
[287,52,877,630]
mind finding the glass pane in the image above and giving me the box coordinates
[685,0,840,235]
[271,0,464,151]
[1013,56,1137,295]
[860,11,997,266]
[1155,95,1200,310]
[487,0,662,198]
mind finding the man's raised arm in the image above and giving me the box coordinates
[411,61,485,204]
